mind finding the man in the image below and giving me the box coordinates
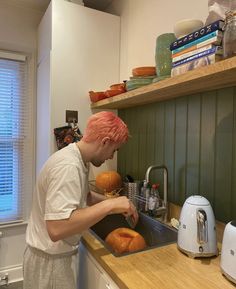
[23,111,137,289]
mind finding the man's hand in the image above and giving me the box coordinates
[106,196,139,227]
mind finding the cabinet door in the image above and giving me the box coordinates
[78,243,119,289]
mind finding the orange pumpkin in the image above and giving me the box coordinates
[95,171,122,192]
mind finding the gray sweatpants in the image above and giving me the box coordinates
[23,246,78,289]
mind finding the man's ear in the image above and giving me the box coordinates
[101,137,111,146]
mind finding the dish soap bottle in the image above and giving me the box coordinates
[148,184,158,217]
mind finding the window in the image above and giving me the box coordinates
[0,51,32,224]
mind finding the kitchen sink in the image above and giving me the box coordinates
[89,212,177,257]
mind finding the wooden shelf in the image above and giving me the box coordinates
[90,56,236,110]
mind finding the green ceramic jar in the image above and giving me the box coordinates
[155,33,176,78]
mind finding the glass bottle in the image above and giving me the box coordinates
[148,184,157,217]
[223,11,236,58]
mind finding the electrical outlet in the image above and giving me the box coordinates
[66,110,78,124]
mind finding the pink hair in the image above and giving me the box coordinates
[82,111,129,144]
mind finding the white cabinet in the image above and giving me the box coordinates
[36,0,120,174]
[78,243,120,289]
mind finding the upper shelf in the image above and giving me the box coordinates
[90,56,236,110]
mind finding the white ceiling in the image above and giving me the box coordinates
[17,0,113,12]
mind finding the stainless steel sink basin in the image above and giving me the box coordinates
[89,212,177,257]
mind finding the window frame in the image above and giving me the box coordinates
[0,50,35,226]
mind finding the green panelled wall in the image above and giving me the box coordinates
[118,86,236,223]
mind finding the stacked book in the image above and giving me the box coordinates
[170,19,224,77]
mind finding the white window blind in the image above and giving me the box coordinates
[0,51,31,224]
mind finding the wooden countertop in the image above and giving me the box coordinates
[82,231,236,289]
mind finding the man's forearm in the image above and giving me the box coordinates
[46,196,137,242]
[46,199,112,242]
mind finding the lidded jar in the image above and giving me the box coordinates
[223,10,236,58]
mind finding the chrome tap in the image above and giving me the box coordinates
[144,165,168,222]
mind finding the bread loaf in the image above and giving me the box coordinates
[105,227,147,254]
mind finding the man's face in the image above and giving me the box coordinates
[91,140,122,167]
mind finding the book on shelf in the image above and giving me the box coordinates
[172,44,222,63]
[172,31,223,56]
[171,53,222,77]
[170,19,224,51]
[172,45,223,67]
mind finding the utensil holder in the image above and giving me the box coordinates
[123,181,141,208]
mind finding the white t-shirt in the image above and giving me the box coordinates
[26,143,89,254]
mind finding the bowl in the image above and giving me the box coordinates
[105,89,124,98]
[174,19,204,39]
[110,83,126,92]
[132,66,156,77]
[89,91,107,103]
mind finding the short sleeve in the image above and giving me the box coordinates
[44,164,83,220]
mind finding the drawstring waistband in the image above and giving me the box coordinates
[26,245,78,259]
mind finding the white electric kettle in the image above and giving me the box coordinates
[177,195,218,258]
[220,220,236,284]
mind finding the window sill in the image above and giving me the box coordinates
[0,220,28,229]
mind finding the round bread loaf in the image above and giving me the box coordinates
[105,227,147,254]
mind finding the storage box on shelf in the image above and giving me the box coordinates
[90,56,236,110]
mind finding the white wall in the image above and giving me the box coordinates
[106,0,209,81]
[0,1,43,53]
[0,1,43,284]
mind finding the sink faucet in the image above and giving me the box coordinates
[144,165,168,222]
